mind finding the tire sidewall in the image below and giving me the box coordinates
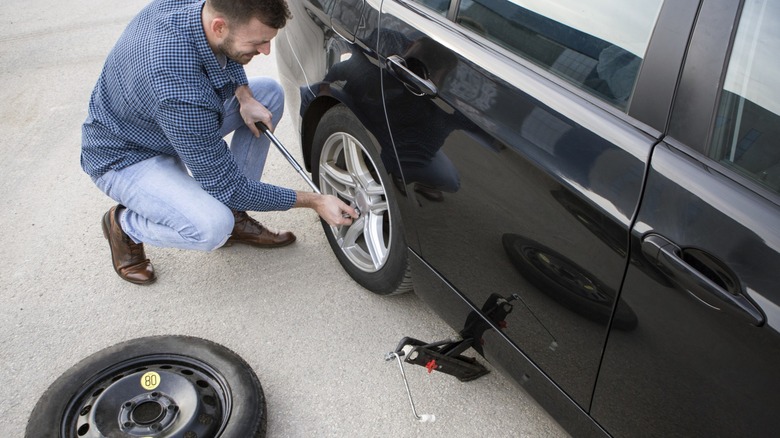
[311,105,410,295]
[25,335,265,438]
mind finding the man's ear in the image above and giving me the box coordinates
[211,17,228,38]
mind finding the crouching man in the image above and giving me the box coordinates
[81,0,356,284]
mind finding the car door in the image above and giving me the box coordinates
[377,0,696,414]
[591,0,780,435]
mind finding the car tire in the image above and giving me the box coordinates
[25,335,266,438]
[311,104,412,295]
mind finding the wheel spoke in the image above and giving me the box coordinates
[364,212,388,269]
[343,136,374,190]
[364,180,385,197]
[320,160,356,200]
[340,216,365,249]
[368,199,388,215]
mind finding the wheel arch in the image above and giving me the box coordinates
[301,95,341,172]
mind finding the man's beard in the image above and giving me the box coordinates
[218,35,255,65]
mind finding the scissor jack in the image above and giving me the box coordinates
[384,336,489,423]
[385,293,520,422]
[387,336,490,381]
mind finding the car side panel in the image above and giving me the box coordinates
[377,0,662,409]
[409,249,608,436]
[592,0,780,434]
[591,143,780,436]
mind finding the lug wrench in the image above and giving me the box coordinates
[256,122,321,194]
[256,122,360,217]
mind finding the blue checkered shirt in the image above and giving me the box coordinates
[81,0,296,212]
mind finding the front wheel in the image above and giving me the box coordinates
[311,105,412,295]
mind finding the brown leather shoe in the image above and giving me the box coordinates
[225,211,296,248]
[101,205,156,285]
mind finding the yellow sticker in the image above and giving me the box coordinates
[140,371,161,391]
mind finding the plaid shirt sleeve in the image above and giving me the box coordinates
[155,96,296,212]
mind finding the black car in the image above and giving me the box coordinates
[275,0,780,436]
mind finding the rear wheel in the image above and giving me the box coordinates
[311,105,412,295]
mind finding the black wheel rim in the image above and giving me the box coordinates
[62,354,231,438]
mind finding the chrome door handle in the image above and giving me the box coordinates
[641,234,764,326]
[331,23,355,44]
[386,55,438,97]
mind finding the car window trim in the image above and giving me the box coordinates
[395,1,701,138]
[629,0,701,134]
[667,0,780,204]
[445,0,460,20]
[665,133,780,209]
[386,0,663,147]
[668,0,743,151]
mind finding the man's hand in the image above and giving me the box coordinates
[235,85,271,137]
[295,192,359,227]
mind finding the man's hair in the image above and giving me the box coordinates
[208,0,292,29]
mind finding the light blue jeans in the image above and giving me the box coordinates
[93,77,285,251]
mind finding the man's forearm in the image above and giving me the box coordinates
[293,191,319,209]
[234,84,254,105]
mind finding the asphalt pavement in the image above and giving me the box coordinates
[0,1,567,436]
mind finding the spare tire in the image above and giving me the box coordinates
[26,335,266,438]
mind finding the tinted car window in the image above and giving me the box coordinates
[710,0,780,194]
[455,0,664,110]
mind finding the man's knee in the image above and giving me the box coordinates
[248,77,285,116]
[183,207,234,251]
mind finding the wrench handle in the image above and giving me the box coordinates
[255,122,321,194]
[255,122,360,219]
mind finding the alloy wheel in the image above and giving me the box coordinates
[318,132,392,273]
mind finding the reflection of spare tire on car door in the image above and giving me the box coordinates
[502,234,638,331]
[26,335,266,438]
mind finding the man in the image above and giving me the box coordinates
[81,0,356,285]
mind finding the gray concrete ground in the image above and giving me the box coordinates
[0,1,567,436]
